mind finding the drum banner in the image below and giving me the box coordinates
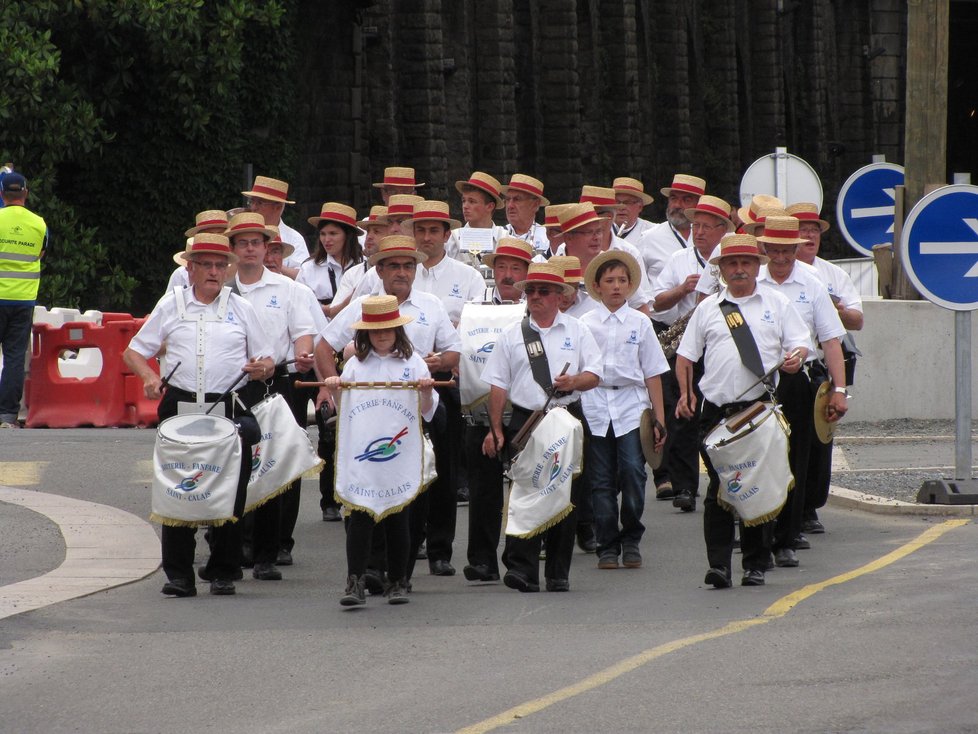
[459,303,525,409]
[705,405,794,526]
[505,406,583,539]
[151,414,241,527]
[245,393,324,513]
[333,387,435,521]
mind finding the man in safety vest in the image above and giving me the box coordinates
[0,173,48,428]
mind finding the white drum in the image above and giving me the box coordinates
[151,413,241,527]
[704,402,793,527]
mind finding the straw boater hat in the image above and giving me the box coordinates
[386,194,424,218]
[351,295,414,330]
[738,194,784,231]
[265,225,295,259]
[755,215,808,246]
[514,263,575,296]
[684,195,735,232]
[612,177,654,206]
[184,210,230,238]
[186,233,239,264]
[372,166,425,189]
[400,200,462,231]
[660,174,707,198]
[579,185,625,210]
[225,212,277,241]
[557,202,610,234]
[307,202,362,231]
[455,171,504,207]
[543,203,574,229]
[501,173,550,206]
[708,233,770,266]
[481,237,535,268]
[367,235,428,267]
[356,205,390,229]
[786,202,830,232]
[742,206,787,236]
[583,250,642,301]
[549,255,583,285]
[241,176,294,204]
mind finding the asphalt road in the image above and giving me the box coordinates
[1,428,976,734]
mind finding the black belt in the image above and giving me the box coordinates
[711,396,771,419]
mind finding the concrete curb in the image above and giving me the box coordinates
[828,485,977,516]
[0,485,160,620]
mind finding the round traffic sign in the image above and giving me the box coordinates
[900,184,978,311]
[836,162,904,257]
[739,151,823,211]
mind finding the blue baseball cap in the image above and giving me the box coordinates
[0,172,27,193]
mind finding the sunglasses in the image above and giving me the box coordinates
[523,285,557,296]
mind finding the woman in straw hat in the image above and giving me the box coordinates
[321,295,438,606]
[298,203,365,320]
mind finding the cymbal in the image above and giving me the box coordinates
[813,380,838,444]
[639,408,664,470]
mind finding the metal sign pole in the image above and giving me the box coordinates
[952,172,973,480]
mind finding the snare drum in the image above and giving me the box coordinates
[150,413,241,527]
[704,402,793,526]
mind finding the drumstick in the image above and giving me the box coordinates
[159,361,181,390]
[294,379,456,389]
[205,371,249,415]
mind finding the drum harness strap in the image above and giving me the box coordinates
[718,300,776,405]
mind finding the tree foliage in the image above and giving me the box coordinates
[1,0,297,313]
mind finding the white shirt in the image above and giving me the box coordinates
[505,222,550,254]
[637,221,692,284]
[677,285,811,406]
[758,262,846,357]
[563,287,598,319]
[323,289,462,359]
[580,303,669,436]
[234,268,318,364]
[129,287,271,394]
[340,350,439,422]
[481,310,602,411]
[446,223,508,261]
[809,257,863,312]
[165,265,190,292]
[278,220,311,269]
[296,255,347,303]
[653,246,711,326]
[291,280,329,365]
[617,217,657,247]
[351,266,383,300]
[334,261,371,305]
[413,254,487,325]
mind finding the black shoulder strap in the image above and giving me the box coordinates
[718,300,765,379]
[521,317,554,394]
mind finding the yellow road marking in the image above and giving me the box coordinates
[0,462,48,486]
[456,519,969,734]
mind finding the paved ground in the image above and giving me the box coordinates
[0,426,976,733]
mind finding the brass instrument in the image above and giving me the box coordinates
[658,305,697,359]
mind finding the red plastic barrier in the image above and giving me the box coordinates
[24,316,160,428]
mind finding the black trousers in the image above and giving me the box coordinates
[346,508,409,581]
[502,402,589,586]
[465,422,505,575]
[280,370,315,552]
[804,364,834,520]
[700,399,771,573]
[422,377,461,562]
[773,370,812,550]
[159,386,261,583]
[404,404,447,580]
[656,356,703,494]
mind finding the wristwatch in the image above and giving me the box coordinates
[833,387,849,398]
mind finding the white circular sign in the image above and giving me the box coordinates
[739,152,823,211]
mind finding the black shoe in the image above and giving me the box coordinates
[742,569,765,586]
[210,579,236,595]
[275,548,293,566]
[253,562,283,580]
[456,486,470,505]
[161,578,197,597]
[673,490,696,512]
[546,578,570,592]
[340,575,366,606]
[655,481,677,500]
[463,564,500,582]
[576,524,597,553]
[503,570,540,593]
[793,534,811,550]
[322,506,341,522]
[197,564,244,582]
[385,579,410,605]
[429,559,456,576]
[622,547,642,569]
[363,568,387,595]
[802,519,825,534]
[774,548,799,567]
[704,567,732,589]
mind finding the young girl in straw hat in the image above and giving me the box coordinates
[322,295,438,606]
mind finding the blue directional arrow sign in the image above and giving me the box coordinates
[836,162,904,257]
[901,184,978,311]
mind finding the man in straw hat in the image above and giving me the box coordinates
[651,194,735,511]
[674,233,810,588]
[756,215,848,566]
[446,171,508,263]
[637,174,706,284]
[540,203,575,261]
[225,211,318,578]
[612,177,657,246]
[480,262,602,592]
[372,166,425,204]
[315,235,462,583]
[502,173,551,255]
[787,202,863,536]
[166,209,231,293]
[242,175,310,277]
[124,233,275,597]
[349,194,425,301]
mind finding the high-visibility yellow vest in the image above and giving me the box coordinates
[0,204,47,304]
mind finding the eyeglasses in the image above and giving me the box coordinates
[233,237,266,248]
[691,221,725,231]
[380,260,417,271]
[523,285,556,296]
[191,260,230,271]
[247,198,279,209]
